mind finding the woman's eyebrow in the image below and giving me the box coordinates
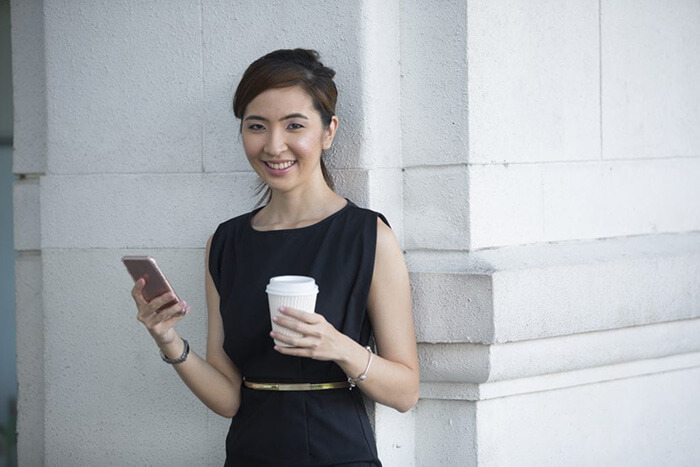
[280,113,308,121]
[243,113,309,122]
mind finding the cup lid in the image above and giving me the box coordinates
[266,275,319,296]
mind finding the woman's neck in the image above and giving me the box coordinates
[253,184,347,230]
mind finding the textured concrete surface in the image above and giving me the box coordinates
[40,173,258,249]
[400,0,468,167]
[201,0,366,172]
[41,248,227,466]
[415,399,476,466]
[420,319,700,384]
[469,159,700,248]
[476,366,700,466]
[43,0,203,175]
[14,252,43,467]
[11,0,700,465]
[602,0,700,159]
[404,165,470,250]
[13,176,39,250]
[411,232,700,344]
[10,0,46,174]
[468,0,600,164]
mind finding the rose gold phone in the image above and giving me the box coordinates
[122,255,179,311]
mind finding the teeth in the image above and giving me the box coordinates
[267,161,295,170]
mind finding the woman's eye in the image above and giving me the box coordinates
[247,123,265,131]
[287,122,304,130]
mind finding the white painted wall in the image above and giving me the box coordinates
[11,0,700,466]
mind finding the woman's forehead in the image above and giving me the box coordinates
[244,86,316,118]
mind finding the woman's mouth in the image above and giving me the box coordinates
[264,160,296,174]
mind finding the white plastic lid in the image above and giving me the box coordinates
[266,275,318,296]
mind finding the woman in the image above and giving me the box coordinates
[131,49,419,466]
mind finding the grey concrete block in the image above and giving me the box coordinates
[409,232,700,344]
[469,163,544,249]
[13,177,40,250]
[602,0,700,159]
[43,0,203,174]
[419,319,700,384]
[468,0,600,164]
[40,173,259,248]
[11,0,47,175]
[401,0,468,167]
[411,271,494,344]
[42,248,210,465]
[15,252,43,467]
[475,366,700,465]
[415,399,476,466]
[469,158,700,249]
[202,0,367,172]
[404,166,469,250]
[374,404,415,466]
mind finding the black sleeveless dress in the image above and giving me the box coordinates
[208,200,386,466]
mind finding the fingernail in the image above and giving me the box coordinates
[279,306,286,312]
[185,306,192,313]
[272,316,278,322]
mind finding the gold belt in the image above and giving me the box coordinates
[244,380,351,391]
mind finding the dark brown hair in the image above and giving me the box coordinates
[233,49,338,201]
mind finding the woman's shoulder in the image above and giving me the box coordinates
[343,200,391,228]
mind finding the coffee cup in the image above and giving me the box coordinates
[266,276,319,347]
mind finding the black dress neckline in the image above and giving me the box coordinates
[247,199,352,234]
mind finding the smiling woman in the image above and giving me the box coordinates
[129,49,419,466]
[240,86,338,202]
[234,49,338,205]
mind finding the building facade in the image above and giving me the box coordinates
[12,0,700,465]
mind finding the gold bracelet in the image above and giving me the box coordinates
[347,346,373,389]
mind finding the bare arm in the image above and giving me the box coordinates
[132,235,242,418]
[272,218,419,412]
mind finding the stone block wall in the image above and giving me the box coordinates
[405,0,700,465]
[12,0,700,465]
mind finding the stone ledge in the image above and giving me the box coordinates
[419,318,700,383]
[420,351,700,402]
[409,232,700,343]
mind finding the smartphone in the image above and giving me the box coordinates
[122,255,179,311]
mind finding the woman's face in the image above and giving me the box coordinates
[241,86,338,196]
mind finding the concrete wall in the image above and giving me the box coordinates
[11,0,700,466]
[405,0,700,466]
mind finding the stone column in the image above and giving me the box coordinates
[402,0,700,465]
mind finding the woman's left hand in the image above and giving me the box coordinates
[270,307,350,361]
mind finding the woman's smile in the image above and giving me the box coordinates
[264,160,297,173]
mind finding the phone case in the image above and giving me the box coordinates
[122,255,179,310]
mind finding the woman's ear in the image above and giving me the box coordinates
[322,116,339,150]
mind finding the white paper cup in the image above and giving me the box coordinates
[266,276,319,347]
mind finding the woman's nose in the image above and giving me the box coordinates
[264,129,287,156]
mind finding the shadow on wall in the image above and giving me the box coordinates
[0,397,16,467]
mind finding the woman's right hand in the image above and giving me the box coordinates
[131,277,190,346]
